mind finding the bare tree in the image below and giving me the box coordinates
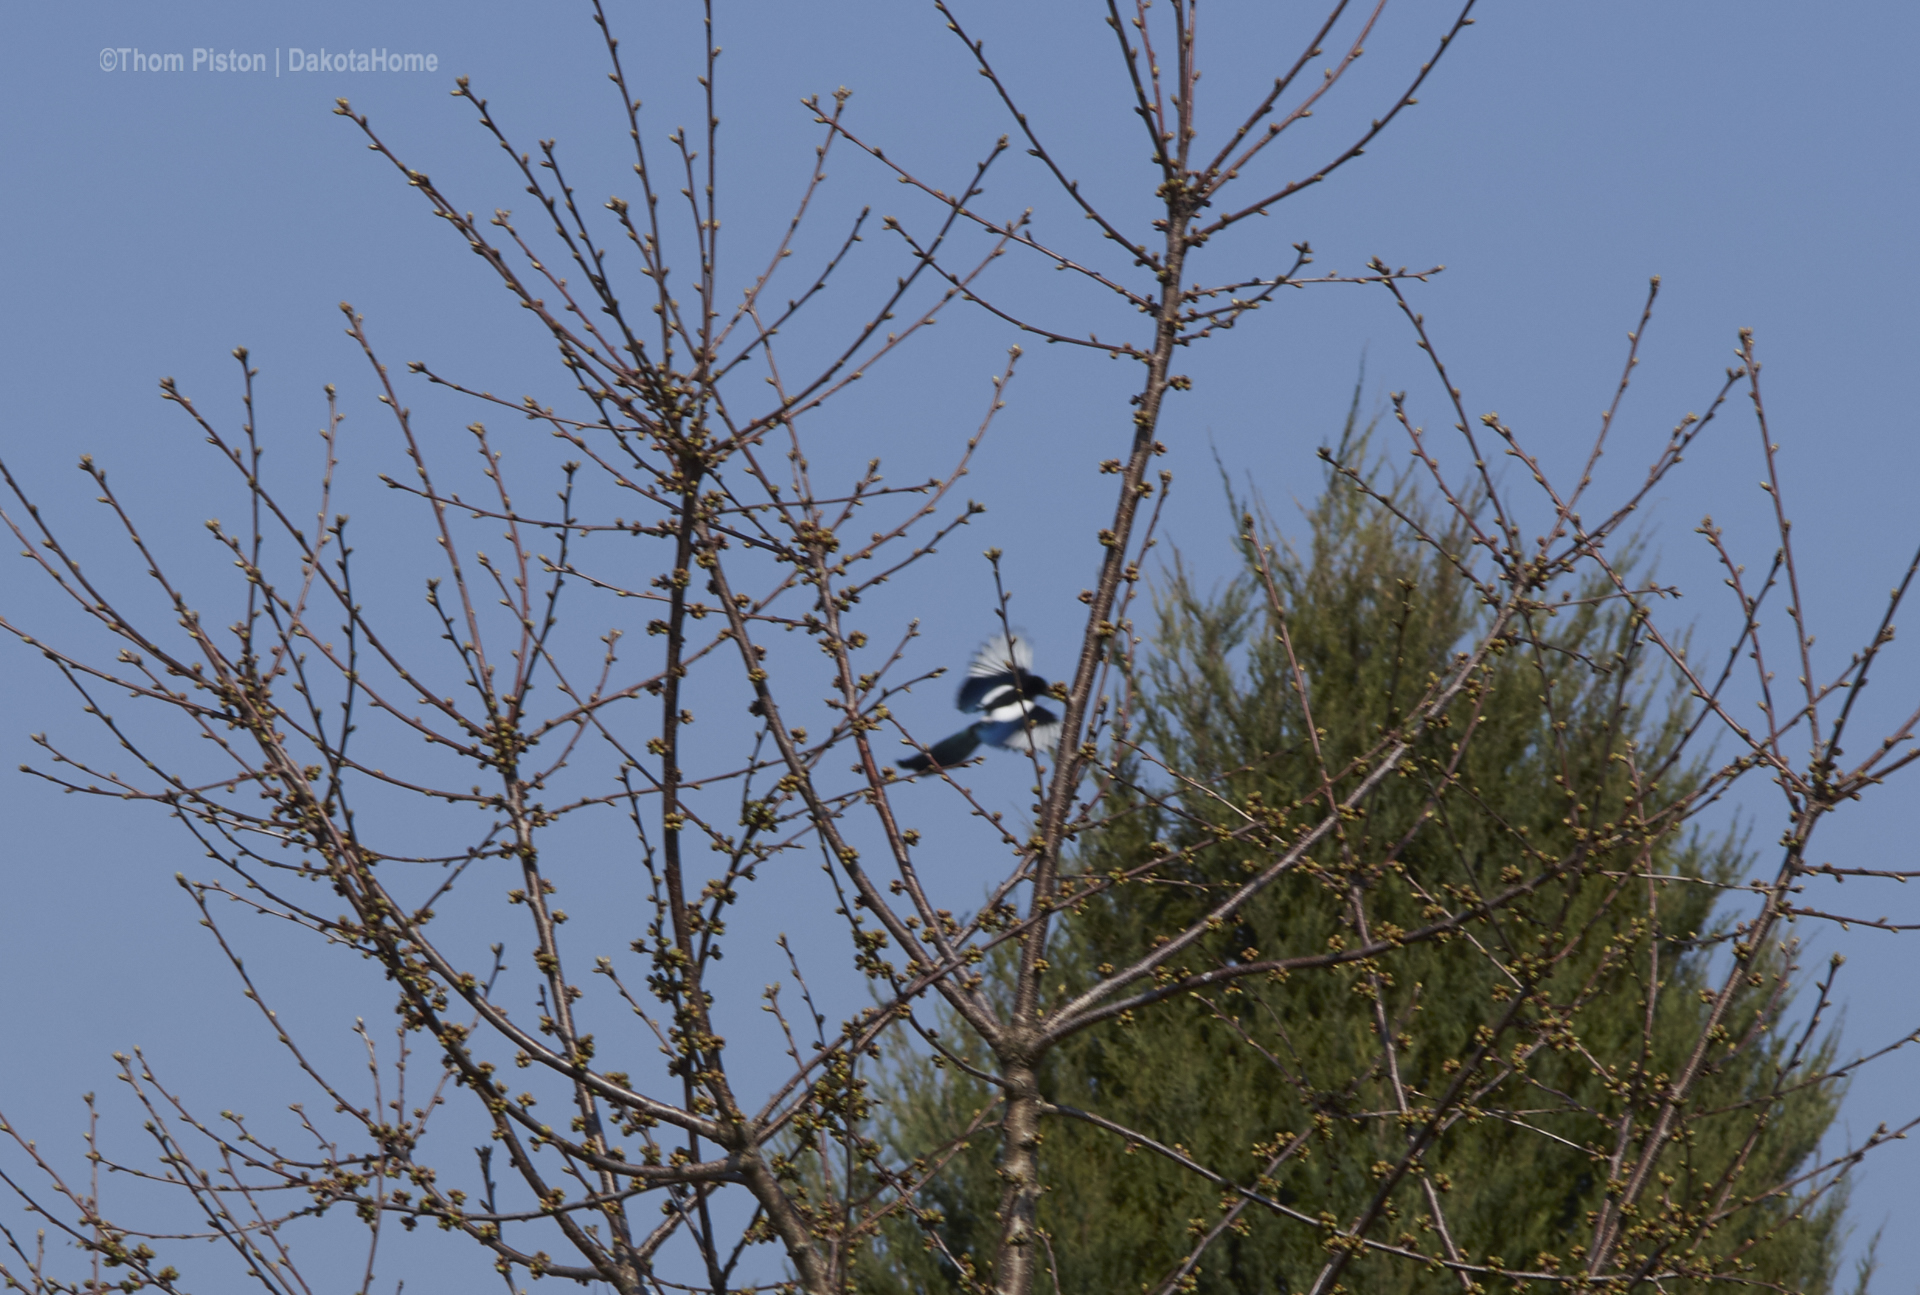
[2,3,1915,1293]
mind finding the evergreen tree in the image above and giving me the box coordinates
[862,427,1844,1295]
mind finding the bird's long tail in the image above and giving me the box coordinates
[899,726,983,773]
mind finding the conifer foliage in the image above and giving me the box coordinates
[867,432,1845,1294]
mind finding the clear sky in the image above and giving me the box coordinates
[3,1,1917,1289]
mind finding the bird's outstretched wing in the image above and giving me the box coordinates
[958,632,1040,712]
[969,632,1033,676]
[982,705,1061,757]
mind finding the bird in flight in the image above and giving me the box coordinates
[899,632,1061,773]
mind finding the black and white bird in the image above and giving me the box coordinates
[899,632,1062,773]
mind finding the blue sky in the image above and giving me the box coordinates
[3,1,1918,1288]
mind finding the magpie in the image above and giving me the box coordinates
[899,632,1062,773]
